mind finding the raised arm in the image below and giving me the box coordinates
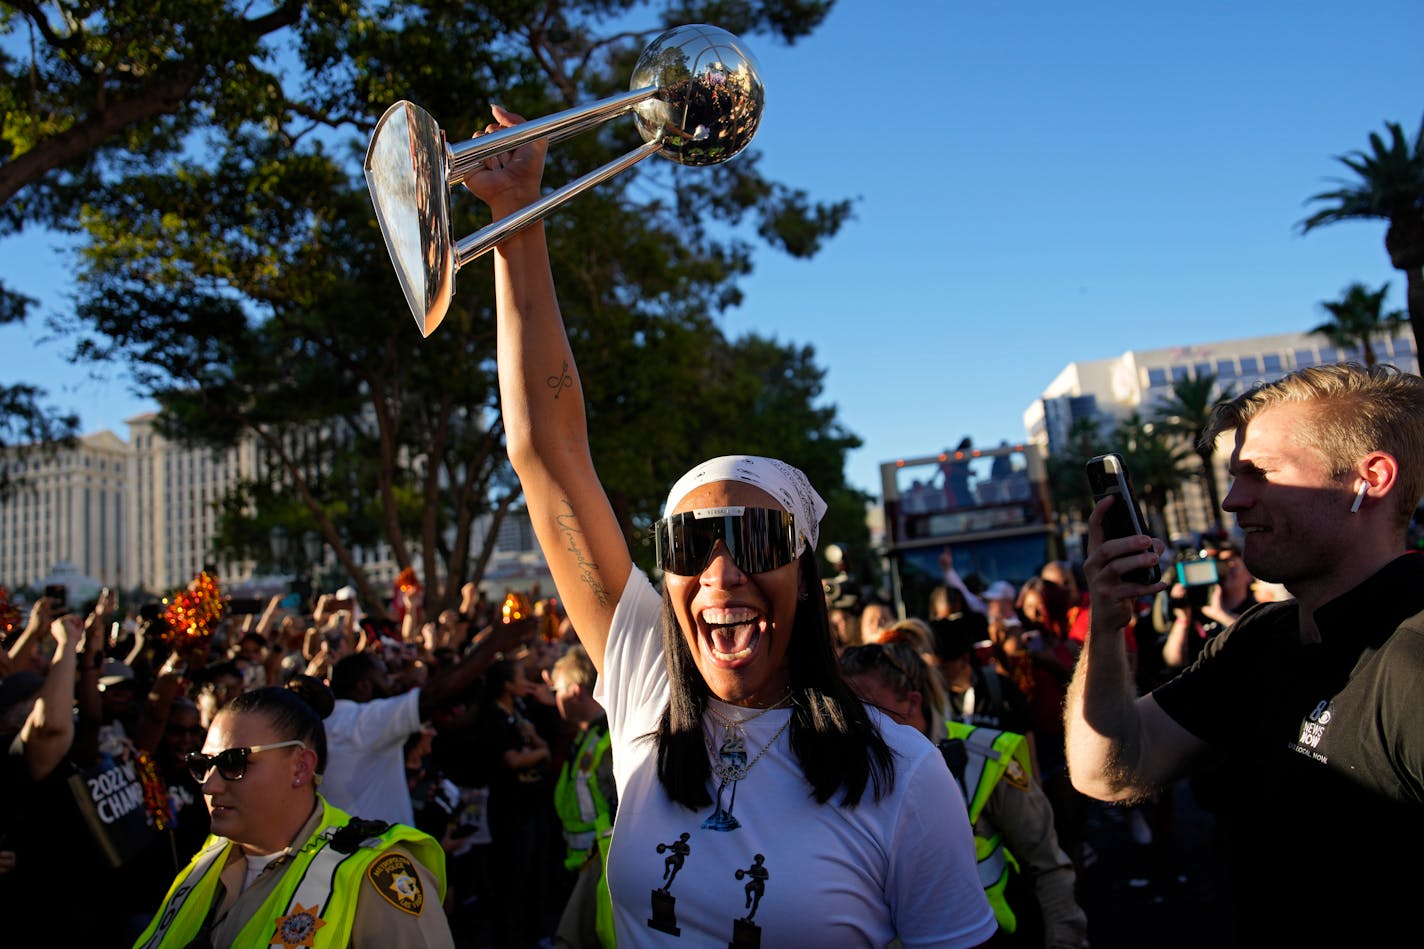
[462,106,631,674]
[1063,496,1208,802]
[21,615,80,780]
[7,598,53,666]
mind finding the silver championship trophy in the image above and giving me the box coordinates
[364,24,765,337]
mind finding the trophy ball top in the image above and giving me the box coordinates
[630,24,764,167]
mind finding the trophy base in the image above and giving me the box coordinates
[729,916,762,948]
[649,889,680,936]
[701,810,740,832]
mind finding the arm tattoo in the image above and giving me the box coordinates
[545,360,573,399]
[556,501,610,607]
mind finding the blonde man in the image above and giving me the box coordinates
[1065,362,1424,944]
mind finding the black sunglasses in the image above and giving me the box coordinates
[185,739,306,784]
[653,506,800,577]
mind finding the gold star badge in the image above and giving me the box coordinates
[368,853,425,915]
[271,903,326,948]
[1003,758,1031,791]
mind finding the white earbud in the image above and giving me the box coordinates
[1350,481,1368,514]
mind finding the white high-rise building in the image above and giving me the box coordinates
[125,413,265,592]
[0,430,128,591]
[2,414,554,601]
[1024,327,1419,538]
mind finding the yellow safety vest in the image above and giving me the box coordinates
[943,720,1033,935]
[132,796,445,949]
[553,722,615,949]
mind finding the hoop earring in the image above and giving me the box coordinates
[1350,481,1368,514]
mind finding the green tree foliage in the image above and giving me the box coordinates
[1308,281,1406,368]
[14,1,858,611]
[1151,373,1231,533]
[0,381,79,496]
[1301,115,1424,362]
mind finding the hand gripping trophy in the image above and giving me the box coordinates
[363,24,766,337]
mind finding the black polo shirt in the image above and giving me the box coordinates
[1154,552,1424,943]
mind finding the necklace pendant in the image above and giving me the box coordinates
[714,733,748,782]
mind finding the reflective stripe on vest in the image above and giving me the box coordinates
[555,724,612,871]
[943,720,1033,935]
[132,797,446,949]
[133,837,230,949]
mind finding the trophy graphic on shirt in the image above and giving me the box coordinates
[649,832,693,936]
[729,854,770,948]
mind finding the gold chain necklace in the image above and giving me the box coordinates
[708,713,791,781]
[705,691,792,731]
[703,693,795,783]
[700,695,796,832]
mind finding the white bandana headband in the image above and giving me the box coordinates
[663,455,827,554]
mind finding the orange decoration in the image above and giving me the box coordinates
[0,587,19,637]
[539,601,560,642]
[396,567,420,594]
[134,750,171,831]
[162,571,225,646]
[502,591,532,624]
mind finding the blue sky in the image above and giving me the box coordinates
[2,0,1420,496]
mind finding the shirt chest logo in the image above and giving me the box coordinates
[1289,700,1333,765]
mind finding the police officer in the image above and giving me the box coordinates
[133,685,453,948]
[549,645,617,949]
[842,641,1088,949]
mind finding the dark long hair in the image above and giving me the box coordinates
[653,550,895,810]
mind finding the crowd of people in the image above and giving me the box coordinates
[0,574,628,946]
[4,103,1422,949]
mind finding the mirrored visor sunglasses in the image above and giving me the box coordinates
[654,506,800,577]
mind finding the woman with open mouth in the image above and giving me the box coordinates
[465,106,994,949]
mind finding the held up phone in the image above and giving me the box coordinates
[44,584,69,617]
[226,597,264,615]
[1085,452,1162,585]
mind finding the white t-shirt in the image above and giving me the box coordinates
[594,567,997,948]
[321,688,422,825]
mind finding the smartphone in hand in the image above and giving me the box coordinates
[1085,452,1161,585]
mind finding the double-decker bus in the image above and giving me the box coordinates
[879,441,1062,618]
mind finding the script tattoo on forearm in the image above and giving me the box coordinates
[556,501,610,607]
[546,360,573,400]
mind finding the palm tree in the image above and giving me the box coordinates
[1152,374,1231,533]
[1309,281,1407,367]
[1045,414,1110,525]
[1111,414,1192,539]
[1301,115,1424,362]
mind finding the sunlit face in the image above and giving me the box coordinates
[198,710,311,854]
[859,603,891,641]
[844,671,923,734]
[664,481,800,707]
[1222,402,1355,593]
[1019,589,1045,625]
[551,673,596,725]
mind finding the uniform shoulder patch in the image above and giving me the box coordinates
[367,852,425,915]
[1001,757,1031,791]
